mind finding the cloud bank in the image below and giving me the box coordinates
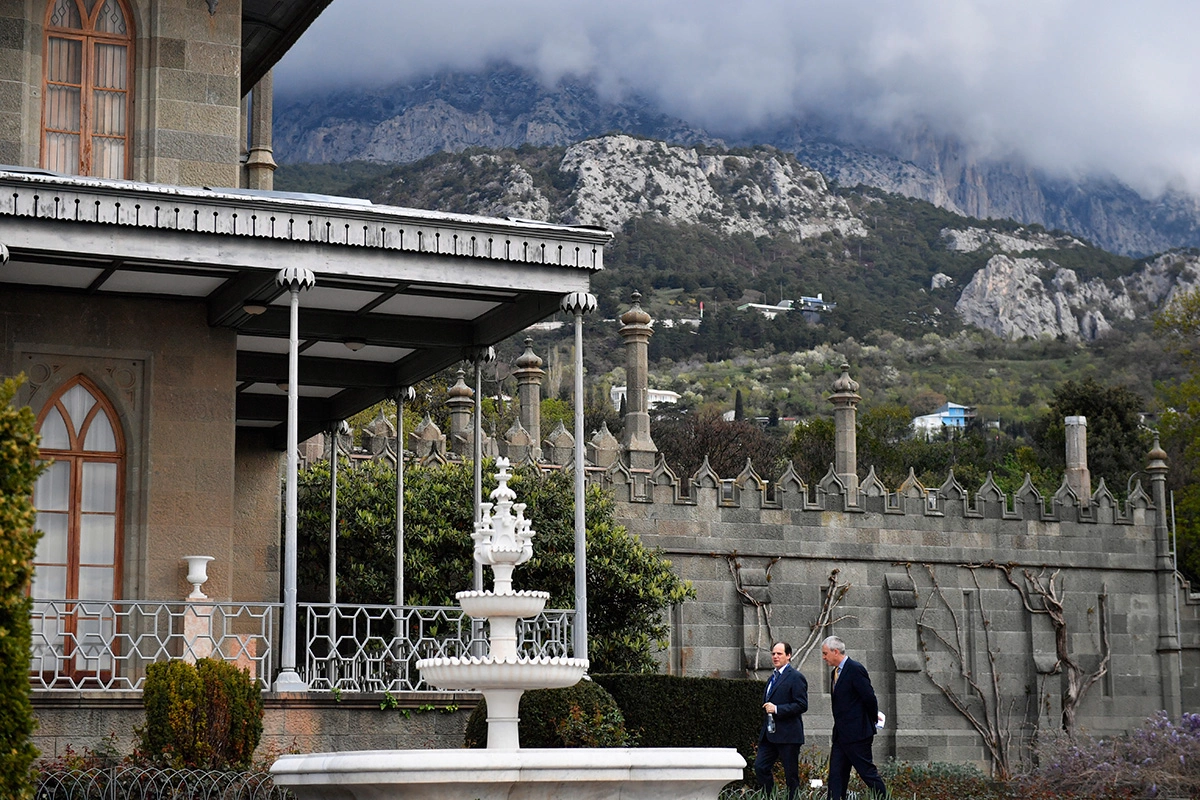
[275,0,1200,195]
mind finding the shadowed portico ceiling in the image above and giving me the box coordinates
[241,0,335,95]
[0,168,609,447]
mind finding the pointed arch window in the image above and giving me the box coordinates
[42,0,134,178]
[32,377,124,683]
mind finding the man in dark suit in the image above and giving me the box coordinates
[822,635,887,800]
[755,641,809,800]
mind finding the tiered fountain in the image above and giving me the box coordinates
[272,458,744,800]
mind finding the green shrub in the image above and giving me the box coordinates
[593,673,765,784]
[464,680,632,748]
[138,658,263,769]
[880,758,1009,800]
[0,376,46,800]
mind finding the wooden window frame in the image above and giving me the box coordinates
[33,375,126,685]
[40,0,135,179]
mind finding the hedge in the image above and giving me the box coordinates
[464,679,632,749]
[0,376,45,800]
[593,673,765,784]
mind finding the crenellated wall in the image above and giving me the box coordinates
[600,453,1176,766]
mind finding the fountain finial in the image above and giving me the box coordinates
[472,457,535,593]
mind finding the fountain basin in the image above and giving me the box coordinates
[417,655,587,690]
[271,746,746,800]
[457,590,549,619]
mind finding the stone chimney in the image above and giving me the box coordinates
[620,292,657,470]
[829,363,860,497]
[446,369,475,457]
[1064,415,1092,502]
[245,70,277,191]
[513,338,545,461]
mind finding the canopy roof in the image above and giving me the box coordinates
[241,0,335,95]
[0,168,609,446]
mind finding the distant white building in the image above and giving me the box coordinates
[737,294,836,319]
[610,386,681,411]
[912,402,977,436]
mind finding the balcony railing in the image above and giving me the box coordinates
[301,603,573,693]
[29,599,574,693]
[30,600,277,691]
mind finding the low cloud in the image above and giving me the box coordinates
[276,0,1200,196]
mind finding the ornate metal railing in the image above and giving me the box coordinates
[29,600,276,691]
[300,603,574,693]
[29,600,573,693]
[34,765,291,799]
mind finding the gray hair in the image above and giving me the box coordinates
[821,635,846,654]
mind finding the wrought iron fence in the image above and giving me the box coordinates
[300,603,574,693]
[30,600,276,691]
[29,599,574,693]
[34,766,292,800]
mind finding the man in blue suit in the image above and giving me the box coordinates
[821,635,888,799]
[755,641,809,800]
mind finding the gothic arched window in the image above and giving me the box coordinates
[42,0,134,178]
[32,377,125,683]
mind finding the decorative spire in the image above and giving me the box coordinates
[447,369,474,399]
[831,362,859,395]
[515,337,543,369]
[620,291,652,326]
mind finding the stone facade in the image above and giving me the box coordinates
[0,0,243,187]
[1,286,279,603]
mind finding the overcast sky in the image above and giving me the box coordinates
[275,0,1200,196]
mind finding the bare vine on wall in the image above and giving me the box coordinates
[727,555,780,673]
[725,559,852,673]
[793,568,853,668]
[988,561,1110,739]
[907,560,1112,780]
[907,563,1016,781]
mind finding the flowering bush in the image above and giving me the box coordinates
[1023,711,1200,799]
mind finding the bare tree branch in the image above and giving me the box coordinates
[910,563,1013,780]
[984,561,1110,738]
[793,568,853,668]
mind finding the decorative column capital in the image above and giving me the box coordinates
[560,291,597,316]
[276,266,315,292]
[828,362,861,407]
[1146,432,1169,476]
[395,385,416,403]
[472,345,497,365]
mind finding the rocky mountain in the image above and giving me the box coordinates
[278,136,1200,346]
[274,67,716,165]
[274,65,1200,258]
[954,249,1200,342]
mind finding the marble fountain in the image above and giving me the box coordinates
[271,458,744,799]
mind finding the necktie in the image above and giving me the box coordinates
[833,666,841,688]
[765,670,777,699]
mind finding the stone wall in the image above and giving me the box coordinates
[32,691,478,759]
[605,459,1176,766]
[0,0,243,188]
[0,286,270,603]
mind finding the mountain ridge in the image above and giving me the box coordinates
[274,65,1200,258]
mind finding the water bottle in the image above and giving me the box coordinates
[767,713,775,734]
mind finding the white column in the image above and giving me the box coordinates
[472,347,495,594]
[394,386,414,607]
[561,292,596,663]
[328,421,347,605]
[275,265,314,693]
